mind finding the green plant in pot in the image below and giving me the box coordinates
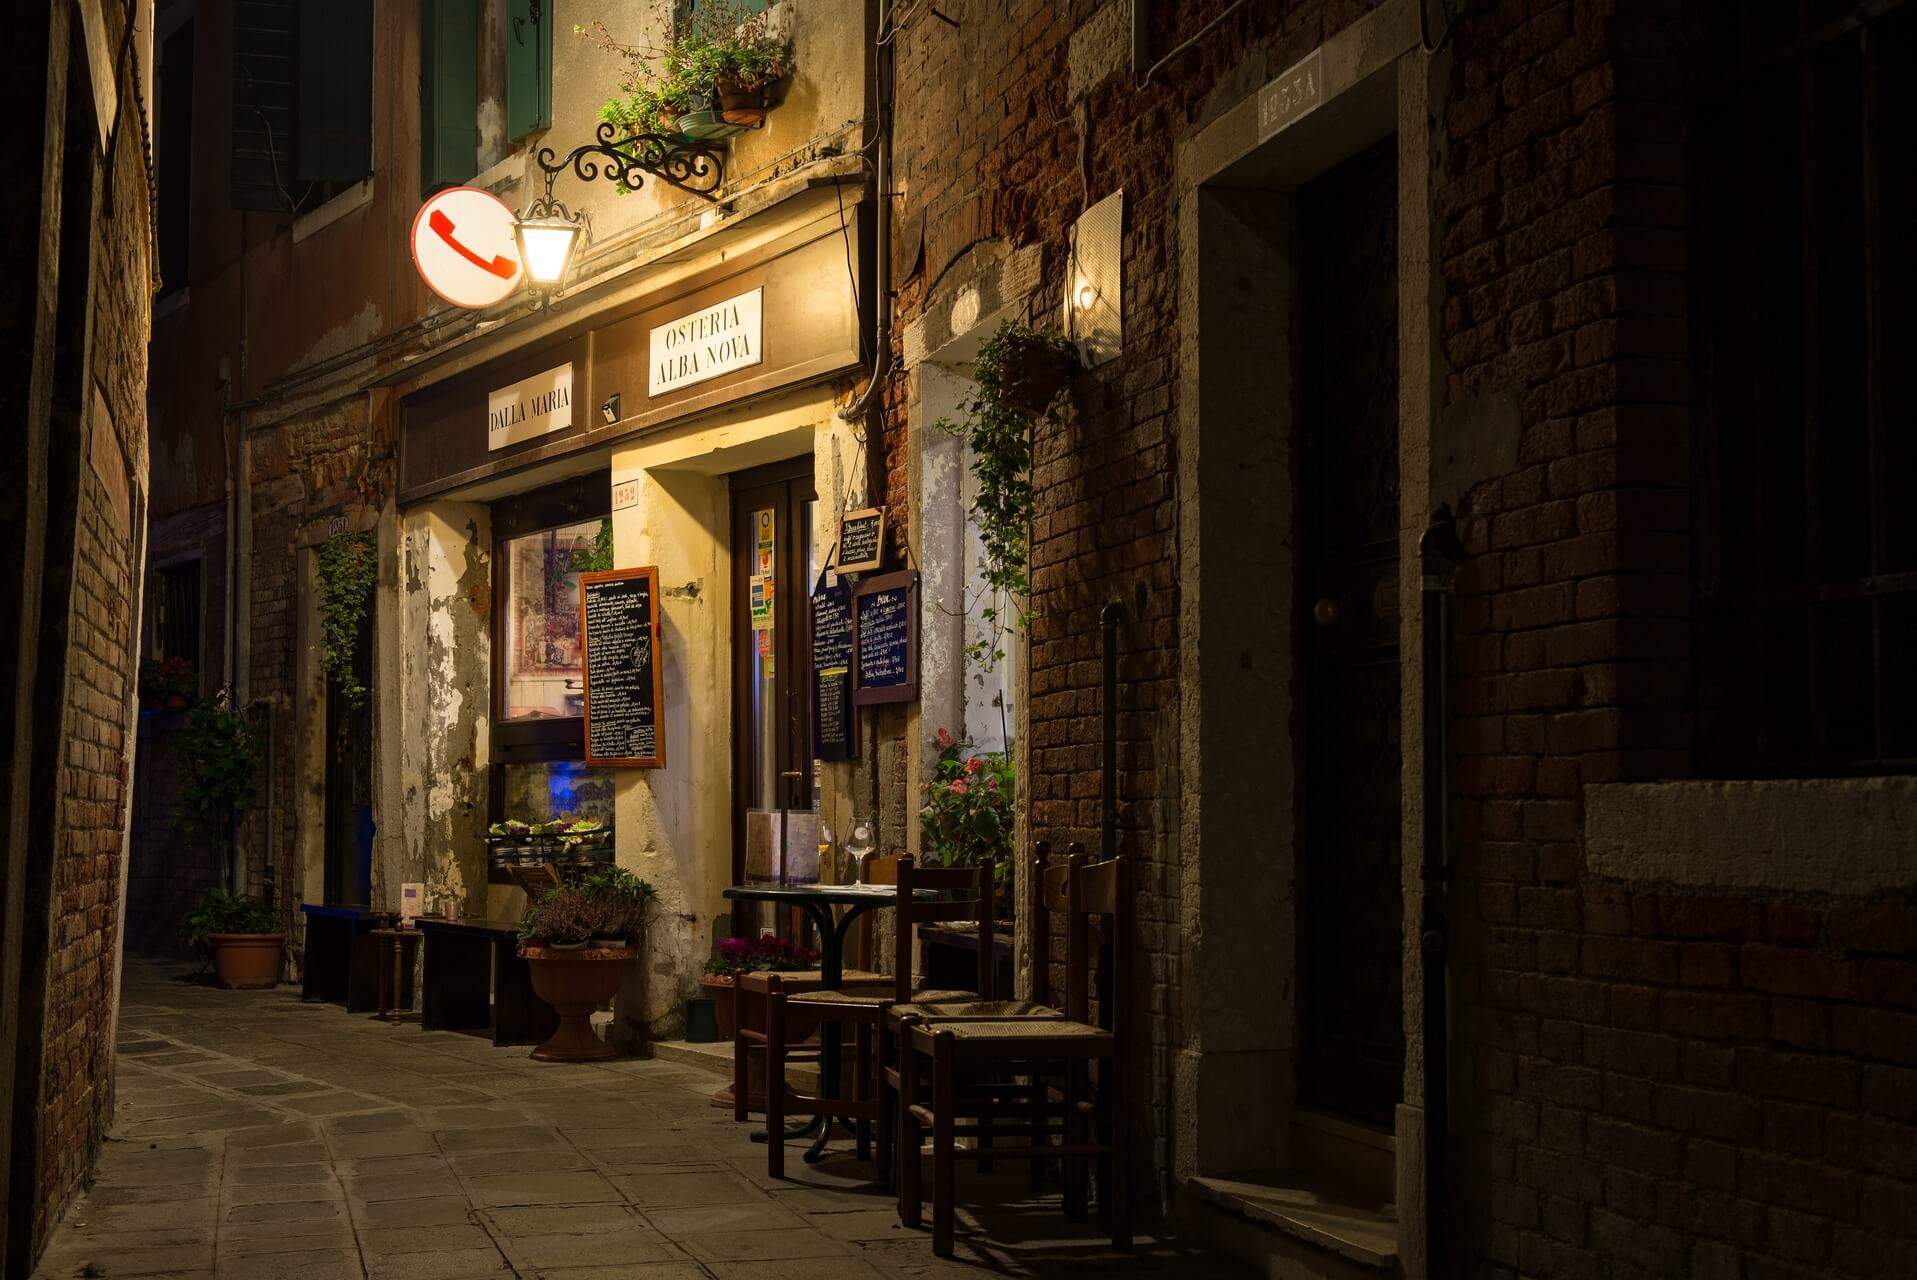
[934,319,1081,670]
[700,934,820,1041]
[580,1,791,150]
[140,655,197,708]
[517,873,655,1063]
[179,696,277,987]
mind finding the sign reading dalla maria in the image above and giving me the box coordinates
[488,364,573,451]
[648,287,765,397]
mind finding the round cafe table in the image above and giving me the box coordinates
[721,882,936,1162]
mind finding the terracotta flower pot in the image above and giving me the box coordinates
[209,933,284,990]
[703,973,738,1039]
[716,80,771,126]
[524,946,630,1062]
[164,692,190,710]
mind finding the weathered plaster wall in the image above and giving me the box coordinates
[396,503,493,916]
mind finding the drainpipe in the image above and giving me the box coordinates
[1418,504,1466,1277]
[1100,602,1121,861]
[838,0,892,438]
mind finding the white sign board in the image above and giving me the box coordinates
[489,364,574,451]
[411,187,524,309]
[648,287,765,397]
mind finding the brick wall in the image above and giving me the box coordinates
[886,0,1916,1273]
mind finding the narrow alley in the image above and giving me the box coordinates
[34,961,1243,1280]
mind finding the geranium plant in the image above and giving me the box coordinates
[918,726,1014,904]
[703,934,819,978]
[141,655,197,705]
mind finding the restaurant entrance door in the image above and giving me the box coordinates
[729,459,820,906]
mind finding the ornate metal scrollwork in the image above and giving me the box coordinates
[528,120,726,214]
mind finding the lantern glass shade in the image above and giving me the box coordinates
[514,215,582,287]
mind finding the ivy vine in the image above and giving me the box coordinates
[317,533,378,703]
[935,319,1079,668]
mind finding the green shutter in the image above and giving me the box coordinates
[231,0,296,209]
[421,0,479,192]
[506,0,552,141]
[296,0,373,184]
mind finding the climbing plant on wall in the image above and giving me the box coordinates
[934,319,1080,668]
[317,532,378,703]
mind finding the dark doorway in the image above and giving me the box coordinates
[1295,139,1404,1126]
[729,460,820,907]
[323,608,374,907]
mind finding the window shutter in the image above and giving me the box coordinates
[506,0,552,141]
[422,0,479,192]
[296,0,374,184]
[231,0,297,210]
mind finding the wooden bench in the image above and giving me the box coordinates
[415,917,559,1047]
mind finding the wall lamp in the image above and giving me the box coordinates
[514,121,729,307]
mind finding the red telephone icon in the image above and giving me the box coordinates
[428,209,517,279]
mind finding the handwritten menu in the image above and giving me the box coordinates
[811,580,857,761]
[835,508,885,573]
[581,568,664,767]
[853,572,918,706]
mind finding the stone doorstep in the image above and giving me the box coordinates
[1186,1170,1398,1271]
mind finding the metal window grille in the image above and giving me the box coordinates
[1694,0,1917,776]
[155,561,201,666]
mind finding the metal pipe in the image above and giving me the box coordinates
[1418,503,1466,1277]
[839,0,893,431]
[1100,602,1121,861]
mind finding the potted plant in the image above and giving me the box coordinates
[179,693,274,984]
[140,655,197,708]
[935,319,1082,670]
[701,934,820,1041]
[581,2,791,148]
[182,888,283,989]
[517,871,655,1062]
[918,726,1015,922]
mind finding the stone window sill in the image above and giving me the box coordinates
[1187,1169,1398,1270]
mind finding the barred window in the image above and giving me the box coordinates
[1694,0,1917,775]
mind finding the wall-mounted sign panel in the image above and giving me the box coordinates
[488,363,573,451]
[810,578,859,761]
[853,571,919,706]
[411,187,524,309]
[834,508,885,574]
[581,567,665,768]
[647,287,765,397]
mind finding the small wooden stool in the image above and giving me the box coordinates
[370,929,421,1022]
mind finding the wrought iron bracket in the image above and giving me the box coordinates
[527,121,727,220]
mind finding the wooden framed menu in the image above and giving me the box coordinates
[834,508,885,574]
[852,570,919,706]
[810,577,859,761]
[580,566,665,768]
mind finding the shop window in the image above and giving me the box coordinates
[156,18,193,292]
[231,0,373,212]
[500,517,605,721]
[1693,1,1917,775]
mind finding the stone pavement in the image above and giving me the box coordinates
[34,959,1248,1279]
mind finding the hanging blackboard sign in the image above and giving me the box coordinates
[809,577,859,761]
[580,567,665,768]
[853,570,919,706]
[834,508,885,574]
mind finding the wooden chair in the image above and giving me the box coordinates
[760,855,995,1178]
[895,854,1133,1256]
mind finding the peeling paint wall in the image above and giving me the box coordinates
[395,503,493,916]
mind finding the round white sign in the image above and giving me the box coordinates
[410,187,525,309]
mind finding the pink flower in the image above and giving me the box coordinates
[963,757,982,775]
[987,777,998,790]
[935,726,956,748]
[949,781,969,795]
[920,782,931,793]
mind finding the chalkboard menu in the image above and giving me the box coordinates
[853,571,918,706]
[834,508,885,574]
[810,579,859,760]
[580,567,665,768]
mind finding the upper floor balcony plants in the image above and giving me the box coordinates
[582,0,792,150]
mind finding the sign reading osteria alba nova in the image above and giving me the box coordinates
[488,363,573,451]
[648,287,765,397]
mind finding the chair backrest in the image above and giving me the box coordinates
[891,856,994,1002]
[853,854,906,970]
[1027,842,1130,1030]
